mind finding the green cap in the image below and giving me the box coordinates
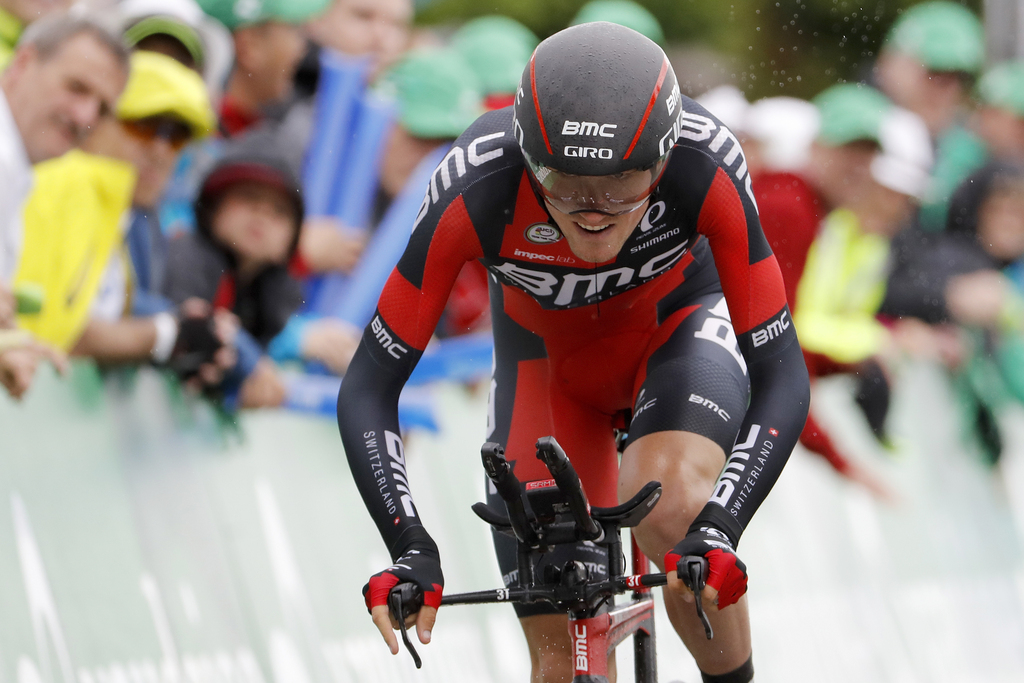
[570,0,664,45]
[124,16,206,68]
[885,1,984,74]
[382,48,484,140]
[452,16,538,97]
[813,83,892,147]
[978,61,1024,118]
[197,0,328,30]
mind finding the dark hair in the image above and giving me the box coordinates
[947,162,1024,237]
[18,12,129,70]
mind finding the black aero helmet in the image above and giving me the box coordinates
[514,21,681,215]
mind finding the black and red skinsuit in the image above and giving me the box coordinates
[338,102,810,608]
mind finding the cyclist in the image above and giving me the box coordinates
[338,22,809,683]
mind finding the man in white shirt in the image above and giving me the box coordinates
[0,13,128,399]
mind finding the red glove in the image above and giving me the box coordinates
[665,526,748,608]
[363,544,444,613]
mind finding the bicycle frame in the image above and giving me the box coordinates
[439,438,669,683]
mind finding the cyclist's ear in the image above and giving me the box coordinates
[416,606,437,644]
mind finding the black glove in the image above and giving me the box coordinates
[363,538,444,614]
[665,525,748,608]
[167,316,222,380]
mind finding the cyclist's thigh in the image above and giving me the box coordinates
[625,291,751,454]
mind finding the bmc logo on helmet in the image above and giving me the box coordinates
[562,120,617,138]
[564,146,613,159]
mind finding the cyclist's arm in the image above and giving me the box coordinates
[695,166,811,547]
[337,193,484,559]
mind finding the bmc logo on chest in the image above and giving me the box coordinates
[494,242,688,308]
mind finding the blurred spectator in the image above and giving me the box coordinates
[883,162,1024,462]
[165,132,359,386]
[119,0,234,105]
[974,61,1024,163]
[304,0,411,81]
[17,50,215,361]
[874,0,988,232]
[570,0,664,45]
[376,48,482,224]
[375,48,485,336]
[198,0,326,138]
[808,83,893,211]
[451,16,537,111]
[795,107,933,453]
[0,13,128,398]
[15,51,238,403]
[0,0,73,68]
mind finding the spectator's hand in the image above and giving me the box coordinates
[239,358,286,408]
[298,218,366,274]
[0,285,15,328]
[0,335,68,400]
[301,319,361,374]
[180,297,213,320]
[946,270,1007,328]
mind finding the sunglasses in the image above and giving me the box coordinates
[122,117,193,151]
[523,150,671,217]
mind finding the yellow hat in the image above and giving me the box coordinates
[116,51,215,139]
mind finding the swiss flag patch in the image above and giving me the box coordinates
[769,428,779,436]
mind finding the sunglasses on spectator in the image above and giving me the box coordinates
[122,117,193,151]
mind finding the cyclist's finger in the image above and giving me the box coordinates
[370,604,400,654]
[416,605,437,644]
[702,584,720,611]
[665,567,695,603]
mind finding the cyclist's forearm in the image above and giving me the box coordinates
[694,323,809,546]
[338,337,428,559]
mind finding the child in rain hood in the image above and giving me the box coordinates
[883,162,1024,461]
[164,130,358,406]
[166,130,305,346]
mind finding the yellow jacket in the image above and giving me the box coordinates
[15,151,135,350]
[0,8,20,71]
[794,208,891,364]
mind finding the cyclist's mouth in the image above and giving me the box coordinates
[575,221,613,233]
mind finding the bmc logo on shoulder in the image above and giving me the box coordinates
[752,310,790,347]
[562,120,617,137]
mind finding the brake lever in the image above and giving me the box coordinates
[683,558,714,640]
[387,584,423,669]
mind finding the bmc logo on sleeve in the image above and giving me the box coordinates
[370,316,408,359]
[751,310,790,348]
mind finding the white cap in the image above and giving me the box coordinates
[744,96,820,172]
[870,107,933,198]
[696,85,750,133]
[118,0,234,104]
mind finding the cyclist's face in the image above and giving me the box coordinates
[545,197,650,264]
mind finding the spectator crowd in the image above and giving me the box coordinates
[0,0,1021,491]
